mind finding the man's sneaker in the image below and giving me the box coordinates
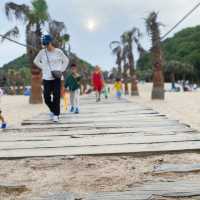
[70,106,74,113]
[1,123,6,129]
[75,108,80,114]
[53,115,59,123]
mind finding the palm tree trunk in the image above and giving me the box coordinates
[151,31,165,100]
[128,46,139,96]
[117,59,122,79]
[129,64,139,96]
[27,24,43,104]
[123,63,129,95]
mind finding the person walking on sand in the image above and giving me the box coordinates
[92,66,104,102]
[0,110,6,129]
[114,78,123,99]
[34,35,69,122]
[65,64,81,114]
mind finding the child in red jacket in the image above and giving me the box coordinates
[92,66,104,102]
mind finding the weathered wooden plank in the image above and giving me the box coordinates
[23,116,169,123]
[25,112,164,122]
[0,183,29,194]
[7,125,192,136]
[22,119,178,126]
[1,133,200,150]
[153,163,200,174]
[0,130,194,142]
[20,122,185,130]
[1,128,195,143]
[36,192,76,200]
[86,181,200,200]
[1,140,200,158]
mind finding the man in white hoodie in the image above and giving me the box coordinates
[34,35,69,122]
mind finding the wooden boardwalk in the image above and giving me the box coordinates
[1,95,200,158]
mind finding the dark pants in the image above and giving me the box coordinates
[43,79,61,116]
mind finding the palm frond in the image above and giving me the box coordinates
[5,2,29,21]
[30,0,49,24]
[62,34,70,42]
[145,11,164,35]
[121,32,129,44]
[133,37,146,55]
[1,26,19,42]
[112,46,122,55]
[109,41,121,50]
[49,20,66,36]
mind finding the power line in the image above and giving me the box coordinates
[161,1,200,40]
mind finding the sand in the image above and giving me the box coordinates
[129,83,200,131]
[1,83,200,199]
[0,96,47,127]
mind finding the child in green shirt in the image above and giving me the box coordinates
[65,64,81,114]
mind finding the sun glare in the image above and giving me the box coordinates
[86,19,97,32]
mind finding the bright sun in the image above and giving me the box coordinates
[86,19,97,32]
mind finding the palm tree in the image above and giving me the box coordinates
[5,0,49,104]
[121,27,141,96]
[145,12,165,100]
[110,41,123,78]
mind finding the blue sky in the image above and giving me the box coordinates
[1,0,200,70]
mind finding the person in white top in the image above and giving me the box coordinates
[34,35,69,122]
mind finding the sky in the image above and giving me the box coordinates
[1,0,200,70]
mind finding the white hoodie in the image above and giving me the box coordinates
[34,48,69,80]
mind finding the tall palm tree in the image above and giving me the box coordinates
[146,12,165,100]
[5,0,49,104]
[121,27,141,96]
[110,41,123,78]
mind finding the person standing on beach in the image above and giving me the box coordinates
[34,35,69,122]
[92,66,104,102]
[65,64,81,114]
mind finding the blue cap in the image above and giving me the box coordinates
[42,35,53,46]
